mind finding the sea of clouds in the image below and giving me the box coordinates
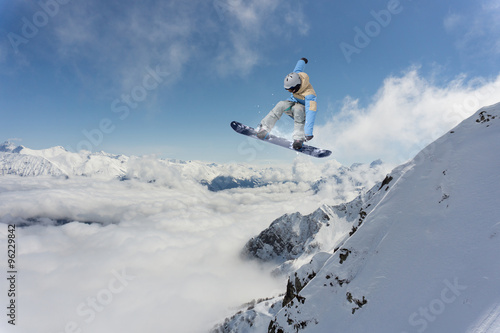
[0,156,391,333]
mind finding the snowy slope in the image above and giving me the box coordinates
[269,104,500,332]
[216,102,500,332]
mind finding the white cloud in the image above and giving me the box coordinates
[0,176,284,332]
[0,156,391,332]
[444,2,500,57]
[50,1,196,93]
[213,0,309,76]
[443,13,462,32]
[34,0,309,91]
[215,31,260,76]
[314,68,500,165]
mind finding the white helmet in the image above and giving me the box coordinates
[284,72,301,92]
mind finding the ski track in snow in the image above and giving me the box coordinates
[468,303,500,333]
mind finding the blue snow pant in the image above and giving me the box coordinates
[260,101,306,141]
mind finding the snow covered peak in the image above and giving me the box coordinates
[0,141,24,153]
[0,143,128,178]
[369,159,383,168]
[21,145,68,156]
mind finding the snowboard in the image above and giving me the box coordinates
[230,121,332,158]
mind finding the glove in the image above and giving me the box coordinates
[301,57,308,64]
[306,135,313,141]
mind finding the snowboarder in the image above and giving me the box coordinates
[257,57,317,150]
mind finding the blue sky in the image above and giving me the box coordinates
[1,0,499,165]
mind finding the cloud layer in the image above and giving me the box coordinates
[0,157,391,333]
[315,68,500,165]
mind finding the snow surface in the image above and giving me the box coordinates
[216,103,500,332]
[0,142,391,332]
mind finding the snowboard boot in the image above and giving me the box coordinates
[293,140,304,150]
[257,128,269,140]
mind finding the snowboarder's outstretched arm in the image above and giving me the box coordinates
[293,58,308,73]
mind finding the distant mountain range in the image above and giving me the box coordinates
[0,141,390,195]
[0,142,128,178]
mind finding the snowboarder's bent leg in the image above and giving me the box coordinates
[260,100,294,132]
[291,103,306,141]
